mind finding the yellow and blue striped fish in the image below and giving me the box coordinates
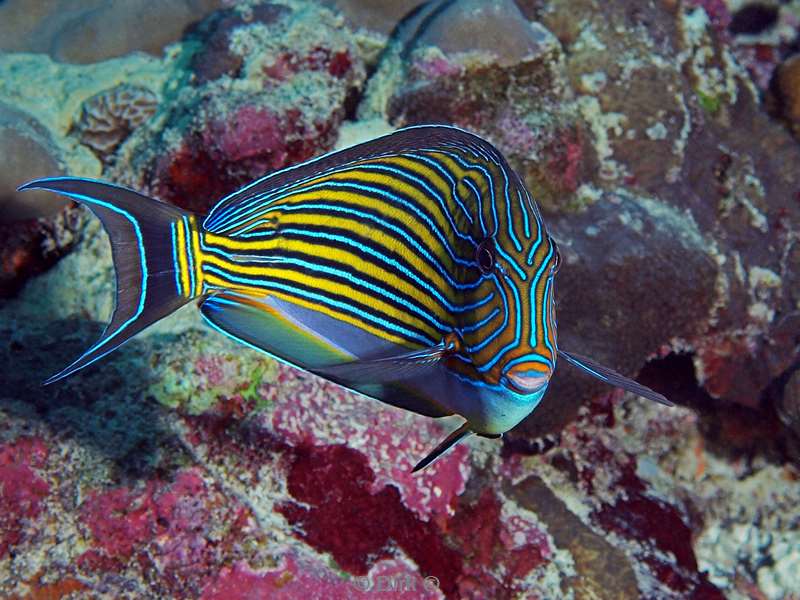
[20,125,671,471]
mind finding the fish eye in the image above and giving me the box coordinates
[476,238,495,274]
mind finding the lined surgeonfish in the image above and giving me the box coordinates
[20,125,672,471]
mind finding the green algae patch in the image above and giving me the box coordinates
[146,329,278,415]
[696,91,721,115]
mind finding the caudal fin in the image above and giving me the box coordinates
[18,177,203,383]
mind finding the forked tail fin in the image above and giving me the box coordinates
[18,177,203,383]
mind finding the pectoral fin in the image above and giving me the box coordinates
[558,349,673,407]
[412,422,473,473]
[313,338,455,384]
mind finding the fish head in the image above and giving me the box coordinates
[500,233,560,396]
[462,226,562,401]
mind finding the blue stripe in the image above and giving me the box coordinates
[462,178,486,236]
[495,244,527,281]
[182,216,195,296]
[517,188,531,240]
[529,245,554,347]
[407,153,474,226]
[203,264,435,345]
[459,307,500,333]
[49,188,147,361]
[526,207,544,266]
[477,272,522,372]
[170,222,182,295]
[467,273,508,353]
[542,275,556,356]
[224,202,483,291]
[236,218,275,236]
[503,171,523,252]
[501,354,554,373]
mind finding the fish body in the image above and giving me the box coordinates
[20,125,670,470]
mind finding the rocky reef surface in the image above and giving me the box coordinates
[1,1,799,598]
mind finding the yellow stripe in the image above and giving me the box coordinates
[189,216,204,296]
[175,218,190,296]
[202,273,420,348]
[220,211,455,303]
[381,155,465,222]
[201,251,445,338]
[206,187,463,271]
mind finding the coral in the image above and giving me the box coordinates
[775,53,800,134]
[0,103,66,222]
[115,1,367,213]
[0,0,224,64]
[0,101,86,296]
[188,4,292,84]
[0,0,798,598]
[0,437,50,559]
[73,84,158,163]
[321,0,428,36]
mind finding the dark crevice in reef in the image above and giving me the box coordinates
[351,0,456,121]
[639,353,799,466]
[728,3,779,36]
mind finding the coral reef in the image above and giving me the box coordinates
[0,0,798,599]
[112,1,368,214]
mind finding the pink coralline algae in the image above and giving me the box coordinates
[269,364,470,520]
[0,437,50,559]
[448,488,551,598]
[130,1,366,214]
[201,555,441,600]
[202,106,289,167]
[78,468,251,595]
[277,444,462,593]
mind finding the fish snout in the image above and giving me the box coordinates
[505,364,552,395]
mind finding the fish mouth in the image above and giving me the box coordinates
[505,368,551,395]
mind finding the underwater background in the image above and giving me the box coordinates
[1,0,799,598]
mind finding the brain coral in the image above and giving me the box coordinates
[73,84,158,163]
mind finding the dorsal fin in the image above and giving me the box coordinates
[203,124,506,232]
